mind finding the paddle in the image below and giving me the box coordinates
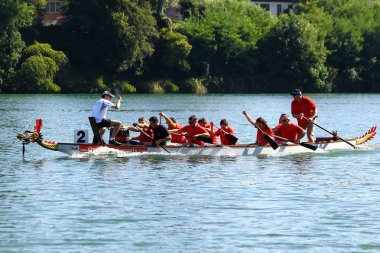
[242,111,278,150]
[253,122,279,150]
[212,125,238,144]
[172,133,214,144]
[307,119,356,149]
[274,135,318,151]
[134,125,171,153]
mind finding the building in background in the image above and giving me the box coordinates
[252,0,306,15]
[41,0,66,26]
[39,0,309,26]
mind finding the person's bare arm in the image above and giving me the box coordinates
[112,95,122,109]
[242,111,256,126]
[159,112,175,128]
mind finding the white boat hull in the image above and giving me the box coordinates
[52,139,358,156]
[18,126,376,157]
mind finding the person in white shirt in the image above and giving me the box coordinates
[92,91,122,145]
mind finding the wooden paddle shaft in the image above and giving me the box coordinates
[252,121,265,134]
[274,134,317,151]
[136,125,171,153]
[212,125,238,143]
[135,125,153,140]
[311,121,356,148]
[251,121,278,150]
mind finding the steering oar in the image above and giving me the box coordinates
[305,118,356,149]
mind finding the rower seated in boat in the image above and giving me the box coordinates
[273,114,305,144]
[243,111,274,146]
[122,117,153,145]
[111,126,130,144]
[214,119,236,145]
[198,118,219,144]
[147,116,171,146]
[159,112,187,144]
[170,115,210,146]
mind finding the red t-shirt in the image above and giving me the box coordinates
[215,127,235,145]
[256,127,275,146]
[139,127,154,142]
[203,125,219,144]
[291,96,317,127]
[181,124,208,146]
[168,122,187,144]
[275,123,304,142]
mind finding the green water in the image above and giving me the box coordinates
[1,93,379,252]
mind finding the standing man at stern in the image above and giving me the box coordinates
[291,89,318,143]
[92,91,122,145]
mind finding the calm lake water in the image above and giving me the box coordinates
[1,93,380,252]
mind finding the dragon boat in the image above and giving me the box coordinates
[16,119,376,156]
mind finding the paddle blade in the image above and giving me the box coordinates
[196,136,214,144]
[264,134,279,150]
[300,142,318,151]
[159,144,170,153]
[225,134,238,144]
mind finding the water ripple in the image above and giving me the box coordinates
[1,94,380,252]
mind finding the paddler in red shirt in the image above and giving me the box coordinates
[170,115,210,146]
[291,89,318,143]
[130,117,154,144]
[214,119,236,145]
[159,112,187,144]
[273,114,306,144]
[243,111,274,146]
[198,118,219,144]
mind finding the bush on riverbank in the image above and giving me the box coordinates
[12,42,68,92]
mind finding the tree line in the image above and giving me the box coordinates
[1,0,380,94]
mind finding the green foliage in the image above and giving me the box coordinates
[179,0,206,20]
[95,77,108,91]
[176,0,275,90]
[11,42,68,92]
[0,0,36,91]
[298,0,380,91]
[156,14,173,30]
[0,29,24,89]
[64,0,158,78]
[15,55,60,92]
[256,14,329,92]
[159,29,192,73]
[0,0,35,29]
[145,81,165,94]
[360,22,380,92]
[160,79,180,93]
[23,42,68,68]
[111,80,137,93]
[184,78,207,94]
[140,79,179,93]
[2,0,380,93]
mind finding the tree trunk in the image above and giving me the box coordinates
[157,0,165,14]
